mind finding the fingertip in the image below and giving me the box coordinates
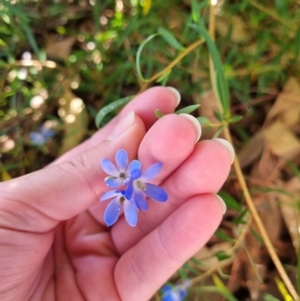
[166,86,181,107]
[215,194,227,215]
[120,87,179,129]
[179,114,201,143]
[212,138,235,164]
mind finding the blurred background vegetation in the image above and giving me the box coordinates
[1,0,300,300]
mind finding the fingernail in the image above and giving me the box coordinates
[216,195,227,215]
[166,87,181,107]
[107,111,135,140]
[213,138,235,164]
[179,113,202,143]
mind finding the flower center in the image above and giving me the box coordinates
[119,196,125,204]
[135,180,146,190]
[119,172,126,179]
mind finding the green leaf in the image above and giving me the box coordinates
[158,27,185,50]
[136,31,186,82]
[95,95,134,128]
[190,3,230,117]
[263,293,281,301]
[213,111,223,122]
[250,227,264,244]
[197,116,210,125]
[218,192,241,212]
[214,250,231,261]
[228,115,243,123]
[154,109,165,118]
[212,125,226,139]
[175,104,200,114]
[136,33,160,82]
[4,1,40,58]
[212,274,239,301]
[233,208,249,225]
[215,229,235,243]
[155,69,171,85]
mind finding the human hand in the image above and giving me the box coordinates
[0,87,233,301]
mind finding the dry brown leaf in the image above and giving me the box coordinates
[237,131,264,168]
[262,121,300,160]
[216,16,248,43]
[265,77,300,128]
[45,36,76,60]
[278,177,300,252]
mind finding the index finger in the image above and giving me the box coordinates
[54,86,180,164]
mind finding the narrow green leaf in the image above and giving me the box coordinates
[93,0,100,33]
[263,293,281,301]
[190,8,230,117]
[197,116,210,125]
[212,125,226,139]
[212,274,239,301]
[250,227,264,245]
[154,109,165,118]
[286,160,300,178]
[158,27,185,50]
[136,31,186,82]
[233,208,249,225]
[155,69,171,85]
[218,192,241,212]
[228,115,243,123]
[136,33,160,82]
[213,110,223,122]
[175,104,200,114]
[215,229,235,243]
[5,1,40,58]
[23,23,40,58]
[214,250,231,261]
[95,96,133,128]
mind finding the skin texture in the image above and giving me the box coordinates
[0,87,232,301]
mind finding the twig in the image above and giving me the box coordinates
[207,3,299,299]
[248,0,296,31]
[139,38,204,92]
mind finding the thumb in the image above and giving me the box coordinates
[0,112,145,232]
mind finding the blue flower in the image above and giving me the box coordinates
[101,149,141,188]
[29,124,54,145]
[161,280,190,301]
[100,149,169,227]
[100,184,138,227]
[131,162,168,211]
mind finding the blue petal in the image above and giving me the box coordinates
[128,159,141,173]
[100,190,120,201]
[162,290,177,301]
[140,162,163,181]
[40,127,54,140]
[162,289,185,301]
[144,183,168,202]
[161,284,172,293]
[115,149,128,173]
[104,198,121,226]
[123,199,138,227]
[134,189,148,211]
[105,176,123,188]
[125,182,134,200]
[29,132,46,145]
[179,288,187,299]
[101,159,119,177]
[130,169,142,180]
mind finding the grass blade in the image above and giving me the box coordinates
[95,96,133,128]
